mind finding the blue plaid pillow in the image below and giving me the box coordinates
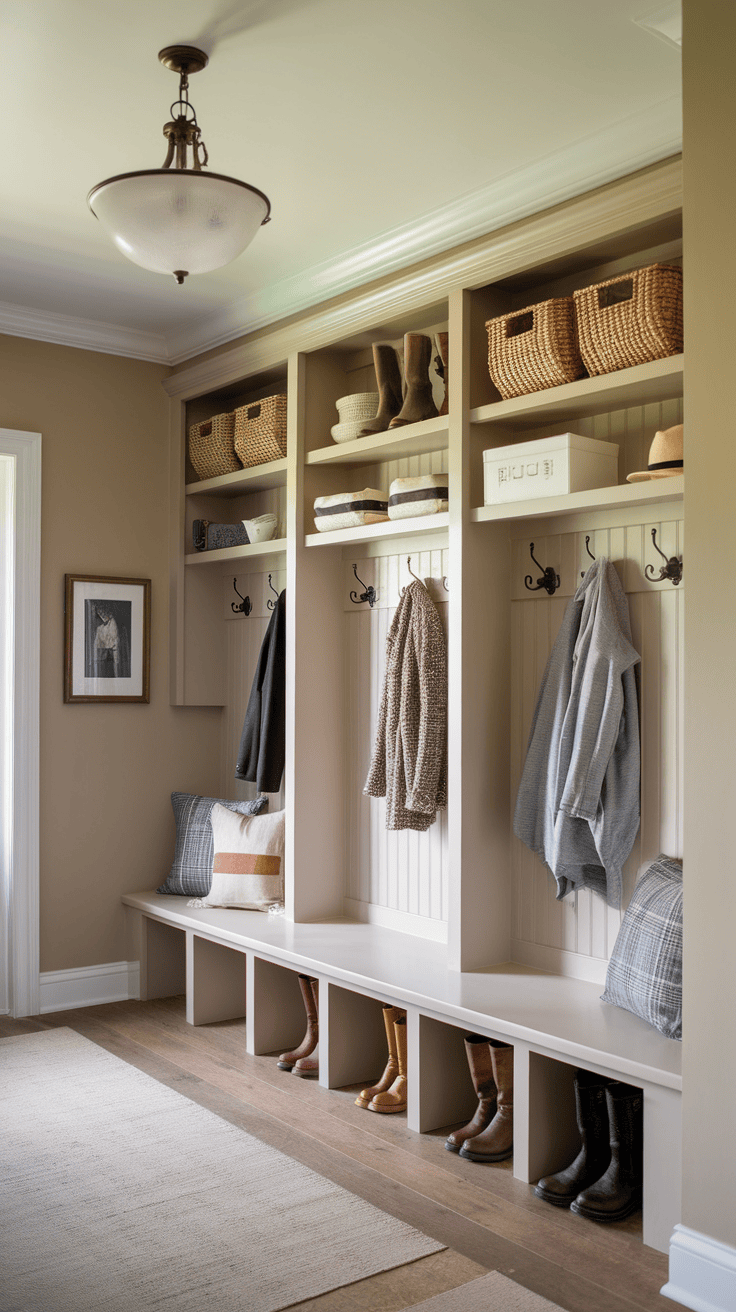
[157,792,268,897]
[601,854,682,1040]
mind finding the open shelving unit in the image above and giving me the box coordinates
[152,159,684,1256]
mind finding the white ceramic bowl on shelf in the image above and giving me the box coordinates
[242,513,278,543]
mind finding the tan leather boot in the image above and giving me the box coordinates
[388,334,439,428]
[277,974,318,1071]
[368,1014,407,1113]
[459,1041,513,1162]
[293,978,319,1076]
[358,343,403,436]
[435,332,449,417]
[355,1005,405,1107]
[445,1034,497,1152]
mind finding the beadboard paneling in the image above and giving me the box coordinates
[344,540,450,942]
[510,516,684,983]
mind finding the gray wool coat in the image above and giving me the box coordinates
[364,580,447,832]
[513,558,640,908]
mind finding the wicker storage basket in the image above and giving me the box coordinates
[234,394,288,468]
[188,411,239,481]
[485,298,584,399]
[572,263,683,377]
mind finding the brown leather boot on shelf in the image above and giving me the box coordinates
[355,1005,405,1108]
[435,332,449,417]
[277,974,318,1071]
[534,1069,613,1206]
[445,1034,497,1152]
[358,343,403,436]
[388,333,439,429]
[292,978,319,1076]
[570,1081,643,1222]
[459,1040,513,1162]
[368,1014,407,1113]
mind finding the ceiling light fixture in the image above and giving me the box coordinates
[88,45,271,285]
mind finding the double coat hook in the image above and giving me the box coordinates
[267,574,283,610]
[645,528,683,586]
[525,543,560,596]
[350,563,377,608]
[231,578,252,615]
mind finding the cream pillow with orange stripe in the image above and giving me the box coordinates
[202,804,284,909]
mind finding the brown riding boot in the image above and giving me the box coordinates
[445,1034,497,1152]
[368,1014,407,1113]
[388,334,439,428]
[355,1005,405,1107]
[277,974,318,1071]
[293,978,319,1076]
[459,1041,513,1162]
[435,332,449,417]
[358,343,403,436]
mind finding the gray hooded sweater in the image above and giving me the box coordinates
[513,558,640,908]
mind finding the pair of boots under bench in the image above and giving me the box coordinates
[355,1005,408,1113]
[445,1034,514,1163]
[277,975,319,1077]
[534,1070,643,1222]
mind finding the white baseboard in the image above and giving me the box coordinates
[39,962,140,1014]
[661,1225,736,1312]
[344,898,448,944]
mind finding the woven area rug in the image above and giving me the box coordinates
[0,1028,443,1312]
[403,1271,566,1311]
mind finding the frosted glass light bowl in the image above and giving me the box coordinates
[88,170,271,278]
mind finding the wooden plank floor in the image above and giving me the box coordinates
[0,999,674,1312]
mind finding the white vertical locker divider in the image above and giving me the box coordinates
[509,512,683,982]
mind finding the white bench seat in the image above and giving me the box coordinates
[123,889,681,1254]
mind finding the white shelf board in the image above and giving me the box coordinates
[184,537,288,566]
[186,458,288,497]
[471,355,684,430]
[306,512,449,548]
[307,416,449,466]
[472,476,684,524]
[123,891,682,1090]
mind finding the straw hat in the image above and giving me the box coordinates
[627,424,683,482]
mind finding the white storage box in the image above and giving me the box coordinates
[483,433,619,505]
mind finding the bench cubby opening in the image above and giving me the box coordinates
[247,957,315,1059]
[186,934,246,1027]
[320,984,393,1094]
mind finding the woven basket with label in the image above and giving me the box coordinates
[234,394,288,468]
[188,411,240,481]
[485,298,585,399]
[572,263,683,377]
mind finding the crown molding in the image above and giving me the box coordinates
[165,94,682,364]
[163,153,682,400]
[0,300,169,364]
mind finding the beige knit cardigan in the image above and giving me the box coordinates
[364,580,447,832]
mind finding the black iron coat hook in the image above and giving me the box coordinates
[350,563,377,608]
[645,528,683,586]
[266,577,280,611]
[525,543,560,596]
[231,578,252,615]
[581,535,596,579]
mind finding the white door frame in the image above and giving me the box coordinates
[1,429,41,1017]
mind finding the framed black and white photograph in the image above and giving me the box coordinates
[64,575,150,703]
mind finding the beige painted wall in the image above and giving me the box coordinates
[0,335,222,973]
[681,0,736,1250]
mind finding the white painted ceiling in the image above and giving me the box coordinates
[3,0,681,363]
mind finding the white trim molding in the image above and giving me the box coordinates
[39,961,141,1014]
[0,300,169,365]
[662,1225,736,1312]
[1,430,41,1018]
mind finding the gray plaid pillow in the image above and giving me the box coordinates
[601,854,682,1040]
[157,792,268,897]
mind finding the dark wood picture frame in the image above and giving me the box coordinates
[64,574,151,704]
